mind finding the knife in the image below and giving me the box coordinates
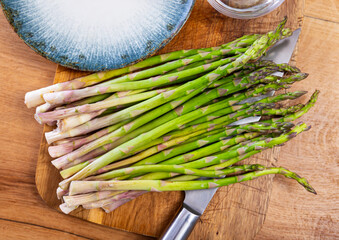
[160,29,301,240]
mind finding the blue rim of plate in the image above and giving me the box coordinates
[0,0,196,71]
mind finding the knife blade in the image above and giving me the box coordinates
[160,29,301,240]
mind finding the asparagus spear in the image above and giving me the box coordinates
[69,165,315,194]
[52,90,147,131]
[58,120,292,179]
[62,163,262,208]
[265,90,320,124]
[57,111,105,132]
[45,63,292,145]
[185,91,307,127]
[51,97,264,170]
[47,79,280,157]
[43,53,243,105]
[36,87,175,124]
[57,99,254,189]
[68,123,312,196]
[130,122,293,170]
[46,33,278,146]
[51,88,300,170]
[87,164,270,181]
[46,117,132,147]
[124,122,307,183]
[53,87,304,169]
[36,93,114,114]
[94,121,292,175]
[97,150,266,211]
[59,129,219,178]
[65,90,318,209]
[210,64,300,88]
[25,34,260,108]
[46,54,296,145]
[83,100,318,209]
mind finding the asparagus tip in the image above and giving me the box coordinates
[301,72,309,78]
[280,167,317,195]
[295,90,308,97]
[311,90,320,99]
[278,122,295,130]
[287,132,297,139]
[305,125,312,131]
[297,177,317,195]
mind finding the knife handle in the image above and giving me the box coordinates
[160,205,200,240]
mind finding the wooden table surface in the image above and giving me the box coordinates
[0,0,338,239]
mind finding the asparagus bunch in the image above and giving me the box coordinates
[24,18,319,214]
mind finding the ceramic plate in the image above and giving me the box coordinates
[1,0,195,71]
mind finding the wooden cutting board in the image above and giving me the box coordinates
[35,0,303,238]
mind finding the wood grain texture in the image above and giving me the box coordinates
[304,0,339,23]
[35,0,304,238]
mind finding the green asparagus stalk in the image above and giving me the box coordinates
[88,131,262,181]
[45,55,295,145]
[36,87,175,124]
[69,166,315,194]
[59,127,215,170]
[67,117,316,208]
[94,129,223,172]
[186,91,307,127]
[265,90,320,124]
[93,130,255,176]
[128,123,308,182]
[52,88,300,170]
[207,59,293,88]
[66,93,115,107]
[48,79,288,157]
[95,150,266,210]
[56,88,305,172]
[25,34,260,108]
[43,53,243,105]
[94,153,256,211]
[47,66,297,150]
[58,99,248,188]
[65,164,263,208]
[69,88,317,212]
[87,164,269,180]
[169,143,270,181]
[51,96,264,170]
[211,62,300,88]
[95,121,293,175]
[59,129,221,179]
[131,122,292,168]
[59,120,292,179]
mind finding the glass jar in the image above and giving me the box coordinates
[207,0,286,19]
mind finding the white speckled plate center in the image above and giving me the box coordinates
[1,0,195,71]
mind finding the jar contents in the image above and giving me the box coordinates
[221,0,266,9]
